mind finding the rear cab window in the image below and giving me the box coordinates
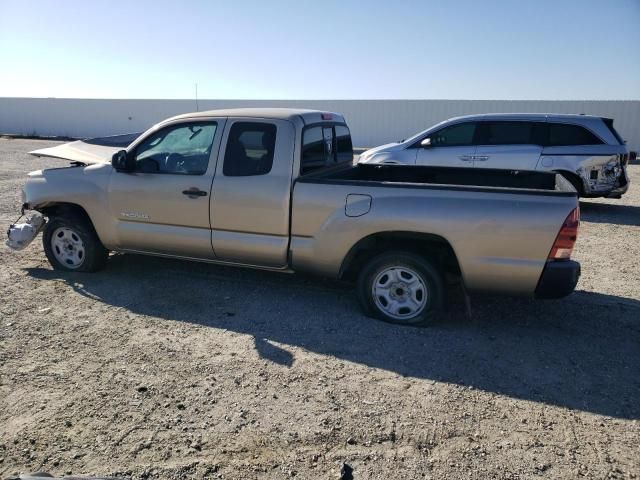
[301,123,353,175]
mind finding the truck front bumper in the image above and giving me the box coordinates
[535,260,581,299]
[5,205,45,251]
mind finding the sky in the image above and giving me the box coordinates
[0,0,639,100]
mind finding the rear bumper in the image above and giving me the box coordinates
[582,165,630,198]
[605,171,630,198]
[535,260,581,299]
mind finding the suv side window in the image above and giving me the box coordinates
[223,122,277,176]
[547,123,603,146]
[430,122,476,147]
[134,122,217,175]
[481,121,534,145]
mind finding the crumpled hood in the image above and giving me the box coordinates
[29,132,141,165]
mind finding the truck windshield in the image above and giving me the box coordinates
[301,124,353,175]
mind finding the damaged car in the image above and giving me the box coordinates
[6,108,582,326]
[358,114,630,198]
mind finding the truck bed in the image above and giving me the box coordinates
[302,163,576,195]
[291,162,579,294]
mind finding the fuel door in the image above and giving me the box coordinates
[345,194,372,217]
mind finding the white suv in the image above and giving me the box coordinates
[359,113,630,198]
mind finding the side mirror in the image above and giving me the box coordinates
[420,137,432,148]
[111,150,133,172]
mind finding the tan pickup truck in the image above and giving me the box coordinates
[8,108,581,326]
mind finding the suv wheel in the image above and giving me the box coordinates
[357,252,444,326]
[43,216,109,272]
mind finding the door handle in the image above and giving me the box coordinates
[459,155,473,161]
[182,188,208,198]
[474,155,489,161]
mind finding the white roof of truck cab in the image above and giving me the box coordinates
[29,108,348,164]
[168,108,346,125]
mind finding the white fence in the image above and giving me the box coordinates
[1,98,639,149]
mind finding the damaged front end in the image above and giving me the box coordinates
[6,208,46,251]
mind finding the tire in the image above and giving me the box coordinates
[43,216,109,272]
[356,251,444,326]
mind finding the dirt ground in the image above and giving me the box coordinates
[0,138,639,479]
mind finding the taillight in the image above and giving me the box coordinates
[548,207,580,260]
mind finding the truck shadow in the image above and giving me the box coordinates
[26,255,640,420]
[579,201,640,226]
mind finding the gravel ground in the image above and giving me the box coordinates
[1,138,639,479]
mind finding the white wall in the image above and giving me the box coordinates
[1,97,639,149]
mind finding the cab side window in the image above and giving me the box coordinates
[223,122,277,176]
[134,122,217,175]
[431,122,476,147]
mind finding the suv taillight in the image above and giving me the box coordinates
[549,207,580,260]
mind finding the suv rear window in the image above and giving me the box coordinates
[547,123,603,146]
[301,124,353,175]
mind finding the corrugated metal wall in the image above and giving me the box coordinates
[1,98,638,149]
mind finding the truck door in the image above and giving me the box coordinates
[107,119,224,258]
[210,118,295,267]
[473,121,543,170]
[415,121,478,167]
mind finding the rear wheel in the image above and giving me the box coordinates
[43,216,109,272]
[356,251,444,326]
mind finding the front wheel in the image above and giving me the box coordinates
[43,216,109,272]
[356,252,444,326]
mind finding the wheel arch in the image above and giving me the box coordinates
[36,202,106,244]
[37,202,93,224]
[339,231,462,282]
[553,170,585,196]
